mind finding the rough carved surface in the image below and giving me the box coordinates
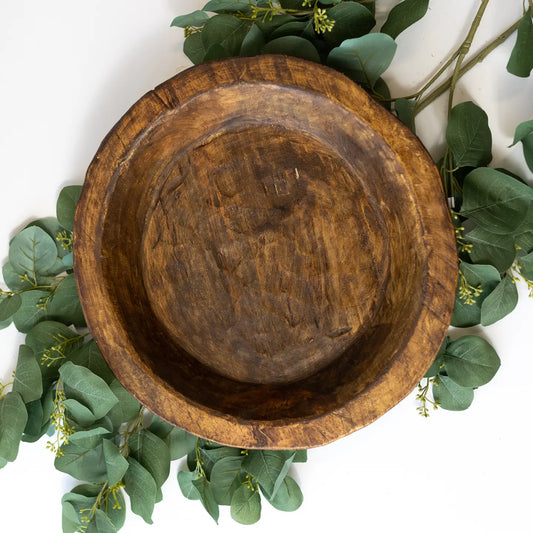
[74,56,457,449]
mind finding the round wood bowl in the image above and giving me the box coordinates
[74,55,457,449]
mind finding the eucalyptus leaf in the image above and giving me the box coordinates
[202,14,250,56]
[167,427,197,460]
[69,340,115,385]
[380,0,429,39]
[128,429,170,491]
[262,36,320,62]
[21,400,45,442]
[192,476,220,523]
[327,33,397,88]
[171,10,210,28]
[68,427,110,449]
[243,450,295,499]
[12,344,43,403]
[446,102,492,168]
[56,185,82,232]
[240,23,266,55]
[64,398,97,426]
[106,380,140,430]
[0,293,22,322]
[184,32,207,64]
[204,43,232,61]
[124,456,157,524]
[8,226,59,284]
[510,119,533,173]
[60,362,119,419]
[264,476,303,512]
[92,510,119,533]
[432,375,474,411]
[101,438,129,486]
[444,335,501,387]
[47,273,86,327]
[293,449,307,463]
[424,337,449,378]
[25,217,70,258]
[62,252,74,268]
[230,484,261,524]
[256,15,298,37]
[178,470,202,500]
[26,320,81,362]
[11,290,50,333]
[0,391,28,461]
[480,276,518,326]
[323,2,376,47]
[461,167,532,235]
[518,250,533,280]
[203,0,253,12]
[465,226,516,272]
[394,98,416,132]
[451,262,500,327]
[270,20,312,40]
[210,455,245,505]
[2,261,33,291]
[507,8,533,78]
[200,445,245,477]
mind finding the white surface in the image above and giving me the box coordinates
[1,1,532,531]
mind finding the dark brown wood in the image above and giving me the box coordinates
[74,55,458,449]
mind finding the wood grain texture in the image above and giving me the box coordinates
[74,55,458,449]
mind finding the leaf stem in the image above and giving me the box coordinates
[415,17,522,115]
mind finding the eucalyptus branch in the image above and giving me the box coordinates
[447,0,490,113]
[415,17,522,115]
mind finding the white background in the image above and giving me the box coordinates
[1,1,532,531]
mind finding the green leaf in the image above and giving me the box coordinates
[293,449,307,463]
[451,263,500,327]
[2,261,32,291]
[124,457,157,524]
[240,23,266,55]
[184,32,207,64]
[92,510,119,533]
[264,475,303,512]
[432,375,474,411]
[178,470,202,500]
[56,185,82,232]
[69,340,115,384]
[192,476,220,523]
[26,320,81,361]
[64,398,97,426]
[55,443,107,483]
[202,14,250,56]
[323,2,376,48]
[12,344,43,403]
[203,0,253,12]
[230,484,261,524]
[255,14,297,37]
[507,8,533,78]
[60,362,119,419]
[210,455,245,505]
[101,438,129,486]
[262,36,320,62]
[200,445,245,477]
[0,391,28,461]
[394,98,416,132]
[270,20,312,40]
[167,427,197,460]
[107,380,140,430]
[243,450,295,499]
[128,429,170,491]
[11,290,50,333]
[47,273,86,327]
[203,43,232,61]
[518,250,533,280]
[8,226,59,283]
[171,10,210,28]
[327,33,397,88]
[62,252,73,269]
[424,337,449,378]
[480,275,518,326]
[380,0,429,39]
[511,119,533,173]
[465,226,516,272]
[461,167,533,234]
[0,457,7,469]
[25,217,70,258]
[21,400,45,442]
[69,427,110,449]
[0,293,22,321]
[446,102,492,168]
[444,335,501,388]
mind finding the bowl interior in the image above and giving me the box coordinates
[75,56,456,448]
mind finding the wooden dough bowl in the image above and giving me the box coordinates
[74,55,457,449]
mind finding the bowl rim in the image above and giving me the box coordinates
[74,55,458,449]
